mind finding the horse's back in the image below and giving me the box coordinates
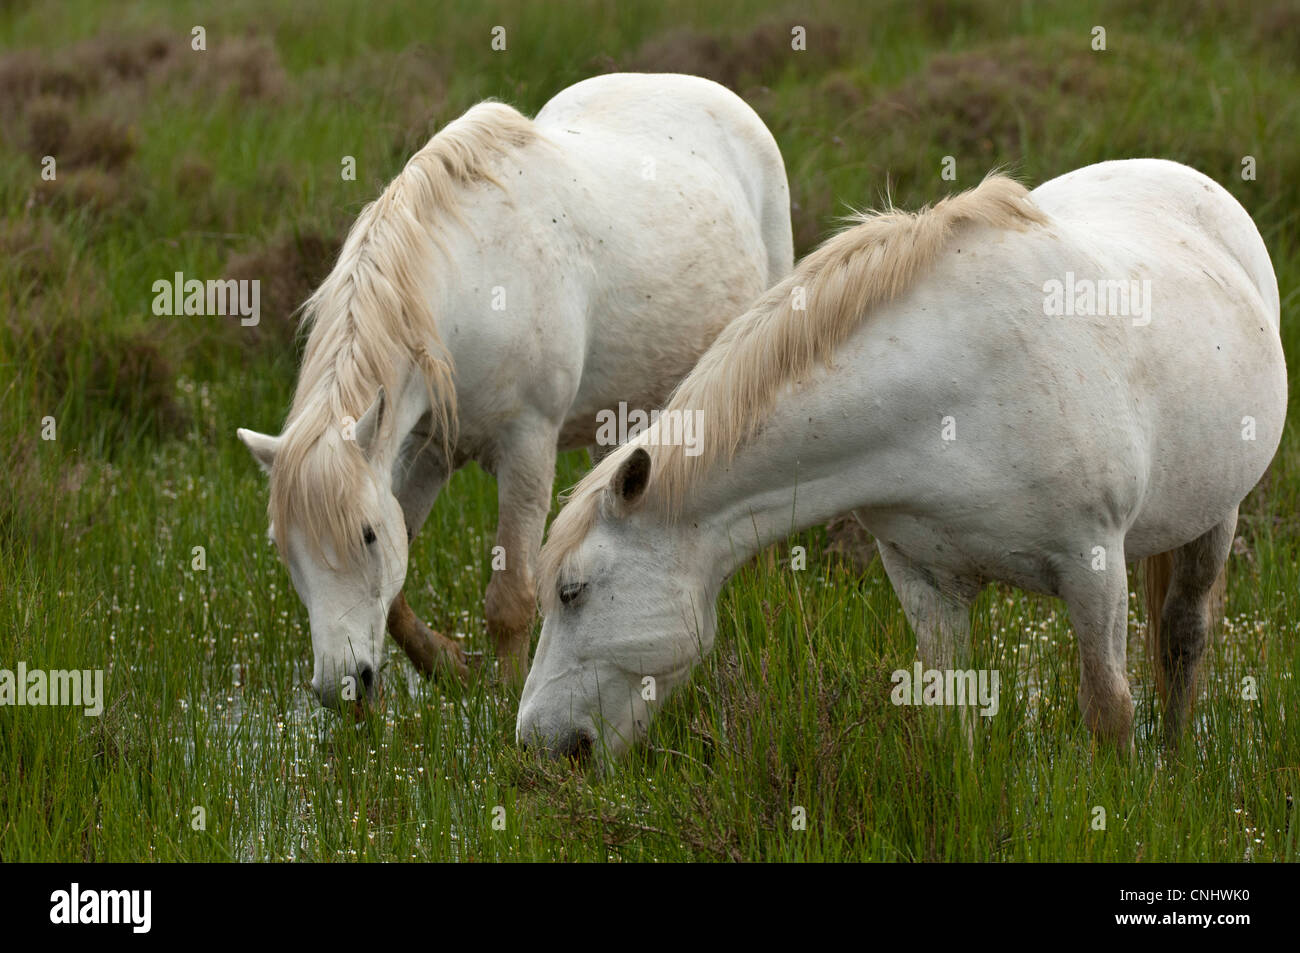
[533,72,785,194]
[535,73,792,285]
[1032,158,1280,327]
[534,72,777,157]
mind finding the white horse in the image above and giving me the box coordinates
[237,73,792,704]
[519,159,1286,764]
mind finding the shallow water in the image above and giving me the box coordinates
[180,639,503,860]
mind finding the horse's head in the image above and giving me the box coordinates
[518,447,717,766]
[239,389,409,709]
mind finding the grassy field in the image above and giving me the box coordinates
[1,0,1298,861]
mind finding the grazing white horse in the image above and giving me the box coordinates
[520,159,1286,764]
[237,73,792,704]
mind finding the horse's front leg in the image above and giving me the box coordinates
[387,591,468,680]
[388,443,468,681]
[485,420,558,687]
[876,538,982,748]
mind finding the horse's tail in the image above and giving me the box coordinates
[1142,553,1227,702]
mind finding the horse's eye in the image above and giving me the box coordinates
[559,582,587,606]
[362,525,376,546]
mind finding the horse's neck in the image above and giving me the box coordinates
[374,364,436,484]
[689,372,882,585]
[700,468,866,584]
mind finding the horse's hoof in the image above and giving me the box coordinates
[434,632,470,682]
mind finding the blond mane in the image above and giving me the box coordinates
[538,173,1047,608]
[269,102,538,566]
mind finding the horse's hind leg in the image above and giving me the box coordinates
[1151,510,1235,748]
[1059,541,1133,754]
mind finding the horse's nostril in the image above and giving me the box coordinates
[359,666,375,692]
[561,730,594,765]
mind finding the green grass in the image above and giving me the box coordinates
[1,0,1298,861]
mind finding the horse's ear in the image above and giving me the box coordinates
[354,386,386,458]
[237,428,280,474]
[609,446,651,510]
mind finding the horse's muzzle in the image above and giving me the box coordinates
[521,726,595,766]
[312,661,379,709]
